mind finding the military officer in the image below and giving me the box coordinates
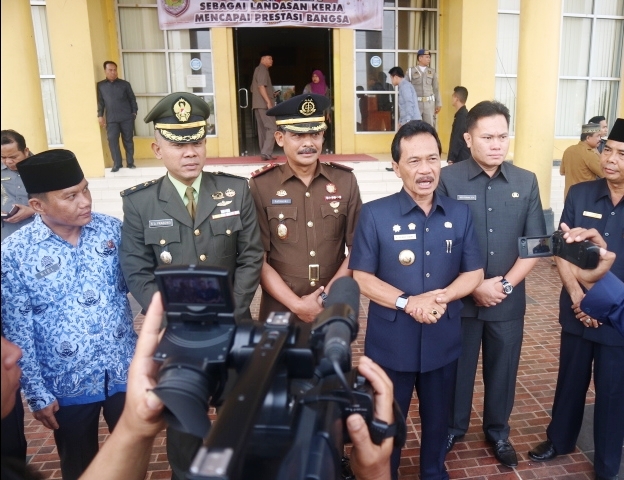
[407,49,442,127]
[119,92,263,480]
[249,93,362,324]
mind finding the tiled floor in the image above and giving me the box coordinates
[19,258,622,479]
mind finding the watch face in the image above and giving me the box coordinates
[502,282,513,294]
[396,296,408,310]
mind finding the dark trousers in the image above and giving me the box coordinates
[0,391,27,461]
[253,108,277,157]
[448,317,523,442]
[106,118,135,167]
[167,428,203,480]
[53,392,125,480]
[383,361,457,480]
[547,331,624,478]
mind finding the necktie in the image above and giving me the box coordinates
[185,186,196,220]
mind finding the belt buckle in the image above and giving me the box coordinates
[309,264,320,282]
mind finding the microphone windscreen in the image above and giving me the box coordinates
[325,277,360,315]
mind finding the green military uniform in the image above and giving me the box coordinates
[408,50,441,126]
[248,93,362,323]
[119,92,263,480]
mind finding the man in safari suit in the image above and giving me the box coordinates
[407,49,442,127]
[119,92,263,480]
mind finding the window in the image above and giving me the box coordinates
[117,3,216,137]
[556,0,623,136]
[355,1,439,132]
[30,1,63,146]
[495,0,520,135]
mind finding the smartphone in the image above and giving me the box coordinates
[1,205,20,218]
[518,231,600,270]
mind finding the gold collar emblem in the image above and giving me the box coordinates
[173,98,191,122]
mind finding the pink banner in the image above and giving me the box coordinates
[158,1,382,30]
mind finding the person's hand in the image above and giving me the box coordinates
[559,223,615,289]
[405,289,447,324]
[265,100,273,109]
[3,204,35,223]
[572,300,601,329]
[347,356,393,480]
[472,276,506,307]
[98,117,106,128]
[116,292,166,439]
[293,287,325,323]
[435,106,442,114]
[33,400,60,430]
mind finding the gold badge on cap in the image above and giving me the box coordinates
[225,188,235,198]
[326,183,336,193]
[277,223,288,239]
[160,250,172,264]
[408,223,416,230]
[330,201,340,208]
[212,191,224,200]
[299,97,316,116]
[393,224,401,233]
[399,250,415,266]
[173,98,191,122]
[276,189,287,197]
[512,192,519,198]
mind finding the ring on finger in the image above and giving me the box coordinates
[585,318,591,324]
[431,309,438,316]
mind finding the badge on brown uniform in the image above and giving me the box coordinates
[276,189,287,197]
[399,250,415,266]
[225,188,235,197]
[329,201,340,208]
[326,183,336,193]
[277,223,288,239]
[212,191,224,200]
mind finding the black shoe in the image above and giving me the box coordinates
[595,475,619,480]
[446,433,464,453]
[528,440,557,462]
[111,166,120,172]
[127,164,136,169]
[492,439,518,467]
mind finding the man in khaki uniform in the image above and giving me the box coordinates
[560,122,603,198]
[249,93,362,324]
[119,92,263,480]
[251,51,278,160]
[407,49,441,127]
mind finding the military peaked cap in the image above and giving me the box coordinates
[266,94,330,134]
[144,92,210,143]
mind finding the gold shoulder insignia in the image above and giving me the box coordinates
[250,163,279,178]
[325,162,354,172]
[119,178,160,197]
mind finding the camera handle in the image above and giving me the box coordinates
[188,317,291,480]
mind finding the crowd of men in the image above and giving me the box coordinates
[1,80,622,480]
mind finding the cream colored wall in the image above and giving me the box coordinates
[1,1,48,154]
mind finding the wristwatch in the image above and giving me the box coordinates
[320,291,328,307]
[368,400,407,448]
[395,293,409,311]
[501,278,513,295]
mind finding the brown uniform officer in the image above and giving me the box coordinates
[249,93,362,323]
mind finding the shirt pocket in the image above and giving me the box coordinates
[209,216,243,258]
[320,203,347,241]
[267,206,298,244]
[144,226,181,250]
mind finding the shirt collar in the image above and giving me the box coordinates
[29,214,96,245]
[593,178,612,202]
[278,161,323,184]
[466,157,511,182]
[398,188,447,216]
[167,172,202,201]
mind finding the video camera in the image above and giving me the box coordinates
[518,230,600,269]
[151,265,406,480]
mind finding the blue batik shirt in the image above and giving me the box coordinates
[1,213,137,411]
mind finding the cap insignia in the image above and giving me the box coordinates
[299,98,316,116]
[174,98,192,122]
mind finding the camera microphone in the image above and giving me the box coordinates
[316,277,360,371]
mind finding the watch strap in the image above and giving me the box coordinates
[395,293,409,311]
[368,399,407,448]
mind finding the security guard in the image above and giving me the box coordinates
[407,49,442,127]
[249,93,362,324]
[119,92,263,480]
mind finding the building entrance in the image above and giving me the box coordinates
[234,27,333,157]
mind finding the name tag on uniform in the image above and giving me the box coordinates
[35,263,61,279]
[457,195,477,201]
[394,234,417,241]
[582,211,602,219]
[212,210,240,220]
[271,199,292,205]
[149,219,174,228]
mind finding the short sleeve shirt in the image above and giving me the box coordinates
[251,63,274,109]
